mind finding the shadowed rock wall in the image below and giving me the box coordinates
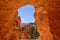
[47,0,60,40]
[0,0,60,40]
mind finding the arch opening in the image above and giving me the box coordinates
[18,4,39,39]
[18,4,35,23]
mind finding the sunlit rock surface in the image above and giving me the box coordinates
[0,0,60,40]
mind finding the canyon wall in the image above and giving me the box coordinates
[47,0,60,40]
[0,0,60,40]
[0,0,21,40]
[34,0,60,40]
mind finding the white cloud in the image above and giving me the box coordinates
[21,18,25,20]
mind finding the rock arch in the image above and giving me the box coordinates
[0,0,60,40]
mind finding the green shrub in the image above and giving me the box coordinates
[30,26,39,39]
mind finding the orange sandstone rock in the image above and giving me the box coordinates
[0,0,60,40]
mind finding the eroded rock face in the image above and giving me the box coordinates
[0,0,21,40]
[47,0,60,40]
[34,6,53,40]
[0,0,60,40]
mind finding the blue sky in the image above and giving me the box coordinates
[18,4,35,23]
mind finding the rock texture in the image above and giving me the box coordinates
[0,0,22,40]
[0,0,60,40]
[47,0,60,40]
